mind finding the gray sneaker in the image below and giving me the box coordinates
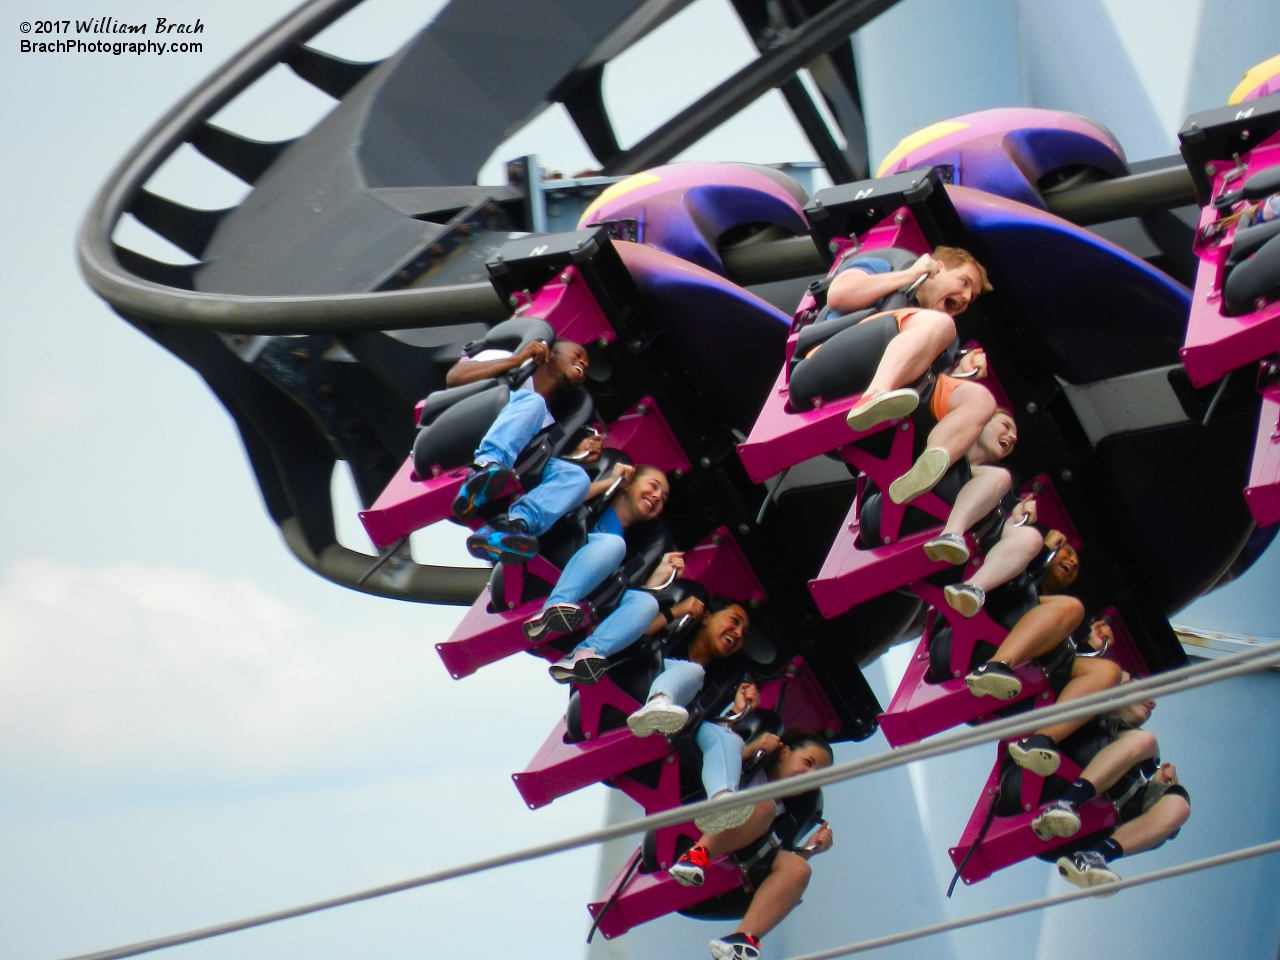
[524,602,585,642]
[1057,850,1120,896]
[924,532,970,565]
[1032,800,1082,840]
[945,582,985,617]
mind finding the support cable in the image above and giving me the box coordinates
[53,641,1280,960]
[783,837,1280,960]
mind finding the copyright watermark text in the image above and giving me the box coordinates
[18,17,204,55]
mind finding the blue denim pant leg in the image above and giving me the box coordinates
[474,390,549,469]
[647,658,706,705]
[576,590,659,658]
[508,459,590,536]
[696,722,745,798]
[544,532,627,607]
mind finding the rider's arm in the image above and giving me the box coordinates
[826,255,936,313]
[445,342,548,387]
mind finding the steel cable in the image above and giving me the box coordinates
[783,837,1280,960]
[50,640,1280,960]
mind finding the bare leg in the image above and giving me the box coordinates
[737,851,812,940]
[1110,794,1191,855]
[1036,656,1123,743]
[865,310,956,393]
[941,465,1011,536]
[1075,729,1158,794]
[699,800,776,859]
[968,523,1044,592]
[927,380,997,466]
[988,595,1085,667]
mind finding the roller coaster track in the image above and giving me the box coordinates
[77,0,1199,608]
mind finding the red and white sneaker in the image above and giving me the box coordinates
[669,843,710,887]
[710,932,762,960]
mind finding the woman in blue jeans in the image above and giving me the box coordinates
[526,465,690,683]
[627,597,761,836]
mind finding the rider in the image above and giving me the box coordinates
[1030,693,1190,892]
[669,730,835,960]
[447,338,594,561]
[520,466,678,675]
[792,246,991,450]
[960,545,1122,776]
[857,407,1017,548]
[625,597,760,835]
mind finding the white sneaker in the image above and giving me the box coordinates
[845,388,920,433]
[695,793,756,835]
[627,695,689,737]
[889,447,951,504]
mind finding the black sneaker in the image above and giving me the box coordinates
[467,516,539,563]
[451,462,512,521]
[709,932,762,960]
[1008,734,1061,776]
[964,660,1022,700]
[524,602,585,642]
[1056,849,1120,895]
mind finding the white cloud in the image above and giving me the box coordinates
[0,560,578,795]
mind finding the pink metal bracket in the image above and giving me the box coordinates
[523,264,618,347]
[681,527,768,604]
[602,396,692,475]
[948,745,1116,886]
[1245,381,1280,526]
[877,592,1054,748]
[587,850,745,941]
[1181,132,1280,389]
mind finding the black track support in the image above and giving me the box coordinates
[283,42,381,99]
[128,189,233,259]
[603,0,904,176]
[778,75,856,183]
[189,123,298,185]
[554,64,622,168]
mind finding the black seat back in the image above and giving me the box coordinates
[412,383,511,475]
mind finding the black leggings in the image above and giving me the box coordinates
[789,313,899,411]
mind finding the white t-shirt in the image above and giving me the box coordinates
[465,348,554,428]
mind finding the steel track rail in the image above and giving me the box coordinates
[75,0,510,333]
[77,0,1197,336]
[49,640,1280,960]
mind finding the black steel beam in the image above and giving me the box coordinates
[778,76,856,183]
[603,0,904,175]
[1043,164,1196,225]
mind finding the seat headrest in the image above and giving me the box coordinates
[546,386,594,434]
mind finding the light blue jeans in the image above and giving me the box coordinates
[546,532,627,605]
[649,659,744,798]
[475,390,589,537]
[546,533,658,660]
